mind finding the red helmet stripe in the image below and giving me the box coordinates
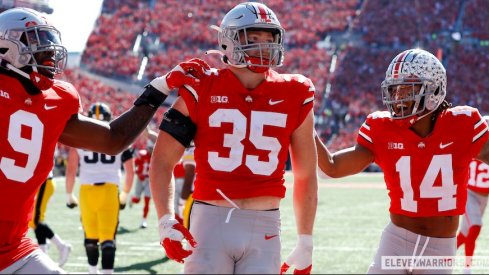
[255,4,272,22]
[392,51,409,79]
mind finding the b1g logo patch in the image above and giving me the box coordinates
[388,142,404,150]
[211,96,228,104]
[0,90,10,99]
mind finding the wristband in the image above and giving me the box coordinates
[134,85,168,109]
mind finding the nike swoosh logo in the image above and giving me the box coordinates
[44,104,57,110]
[269,99,284,106]
[439,142,454,149]
[265,234,278,240]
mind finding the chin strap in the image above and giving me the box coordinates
[1,59,54,90]
[206,26,249,70]
[394,109,436,128]
[205,49,248,69]
[206,49,268,73]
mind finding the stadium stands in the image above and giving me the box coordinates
[59,0,489,154]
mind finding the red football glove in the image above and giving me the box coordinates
[175,214,184,225]
[179,58,210,79]
[280,235,313,274]
[158,214,197,263]
[149,58,210,95]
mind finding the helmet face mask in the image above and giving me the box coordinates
[381,49,447,121]
[215,2,285,72]
[19,26,67,75]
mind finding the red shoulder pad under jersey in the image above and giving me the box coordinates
[177,68,217,121]
[442,106,488,158]
[356,111,391,154]
[467,159,489,194]
[52,79,83,114]
[279,73,315,129]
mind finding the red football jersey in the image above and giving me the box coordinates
[179,68,314,200]
[0,75,80,269]
[135,149,151,180]
[467,159,489,194]
[357,106,489,217]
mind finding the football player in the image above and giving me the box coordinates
[150,2,317,274]
[65,102,135,274]
[131,147,152,228]
[315,48,489,274]
[29,168,72,267]
[0,7,204,273]
[457,116,489,274]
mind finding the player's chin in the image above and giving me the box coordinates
[39,68,55,79]
[393,105,412,117]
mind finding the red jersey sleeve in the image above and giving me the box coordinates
[295,76,315,129]
[177,69,215,122]
[53,80,82,114]
[468,108,489,158]
[356,111,390,153]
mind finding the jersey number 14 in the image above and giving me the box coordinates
[396,154,456,213]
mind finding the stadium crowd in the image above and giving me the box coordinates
[9,0,486,165]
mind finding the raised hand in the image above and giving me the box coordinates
[149,58,211,95]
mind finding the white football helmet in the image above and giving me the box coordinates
[0,8,67,89]
[209,2,285,72]
[381,48,447,120]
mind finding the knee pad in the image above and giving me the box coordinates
[34,223,54,244]
[84,238,99,266]
[101,240,116,270]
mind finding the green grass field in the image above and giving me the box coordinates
[30,172,489,274]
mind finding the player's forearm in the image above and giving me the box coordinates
[65,177,75,193]
[123,174,134,193]
[65,159,77,193]
[106,106,159,154]
[122,161,135,193]
[149,168,175,219]
[315,134,337,177]
[293,178,317,235]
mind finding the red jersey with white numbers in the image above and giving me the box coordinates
[0,75,80,270]
[179,68,314,200]
[357,106,489,217]
[135,149,151,181]
[468,159,489,194]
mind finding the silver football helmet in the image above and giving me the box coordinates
[0,8,67,89]
[381,48,447,120]
[210,2,285,72]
